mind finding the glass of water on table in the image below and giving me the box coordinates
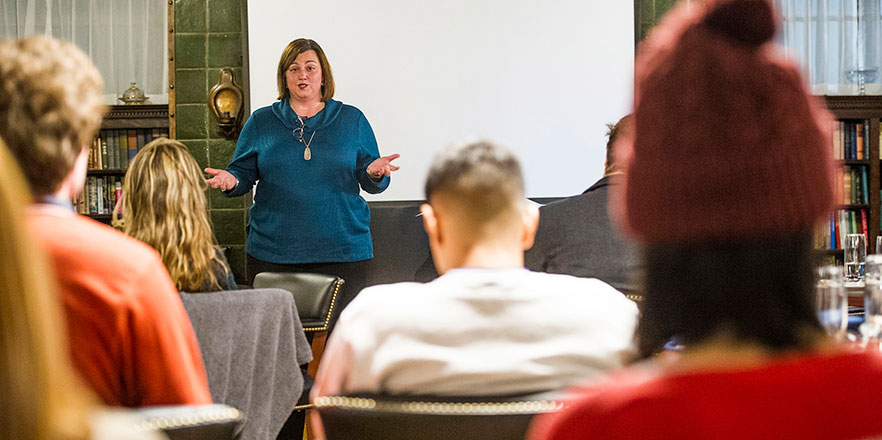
[863,255,882,345]
[817,265,847,338]
[845,233,867,282]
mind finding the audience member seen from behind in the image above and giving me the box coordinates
[525,114,639,293]
[312,141,638,424]
[0,141,162,440]
[0,36,211,407]
[529,1,882,439]
[122,138,236,292]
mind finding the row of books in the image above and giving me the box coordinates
[88,128,169,171]
[838,165,869,205]
[815,209,868,250]
[75,176,122,216]
[832,120,870,161]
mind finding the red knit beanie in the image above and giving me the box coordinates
[611,0,836,245]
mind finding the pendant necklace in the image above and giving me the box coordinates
[300,130,316,160]
[294,114,317,161]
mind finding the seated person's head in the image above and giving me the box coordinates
[123,138,228,292]
[0,36,105,199]
[0,139,94,439]
[611,0,835,358]
[604,114,633,176]
[420,140,538,274]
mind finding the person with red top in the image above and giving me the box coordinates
[0,36,211,407]
[528,1,882,439]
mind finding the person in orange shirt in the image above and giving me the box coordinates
[0,36,211,407]
[0,139,164,439]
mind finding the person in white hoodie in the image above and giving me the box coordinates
[312,140,638,405]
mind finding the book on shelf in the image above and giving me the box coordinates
[836,168,843,204]
[834,212,841,249]
[851,121,855,159]
[99,131,108,168]
[97,178,104,214]
[115,129,125,169]
[87,176,97,214]
[857,122,865,160]
[118,130,128,165]
[848,211,861,234]
[862,209,869,239]
[110,130,119,169]
[833,121,842,160]
[127,130,138,161]
[862,167,869,204]
[115,181,122,209]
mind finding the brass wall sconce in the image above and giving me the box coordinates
[208,68,244,139]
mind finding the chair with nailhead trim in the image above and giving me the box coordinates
[131,404,242,439]
[313,392,563,440]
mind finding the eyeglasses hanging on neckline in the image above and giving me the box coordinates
[293,115,316,160]
[293,115,310,144]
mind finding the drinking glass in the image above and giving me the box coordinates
[844,233,867,282]
[863,255,882,342]
[816,265,847,338]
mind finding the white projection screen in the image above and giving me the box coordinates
[246,0,634,200]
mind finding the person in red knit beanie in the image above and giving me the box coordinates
[528,1,882,439]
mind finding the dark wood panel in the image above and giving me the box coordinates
[101,104,169,129]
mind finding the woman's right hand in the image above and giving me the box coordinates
[205,168,238,191]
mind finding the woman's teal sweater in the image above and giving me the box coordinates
[224,98,389,263]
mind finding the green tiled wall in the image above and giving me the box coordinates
[175,0,248,283]
[636,0,696,42]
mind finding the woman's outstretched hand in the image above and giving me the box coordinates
[205,168,238,191]
[367,154,401,179]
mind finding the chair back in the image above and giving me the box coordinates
[314,392,563,440]
[132,404,242,440]
[180,288,313,440]
[252,272,344,332]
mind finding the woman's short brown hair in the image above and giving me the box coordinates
[276,38,335,102]
[0,36,105,197]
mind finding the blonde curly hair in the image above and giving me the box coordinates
[0,36,105,197]
[123,138,228,292]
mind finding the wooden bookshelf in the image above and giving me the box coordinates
[77,105,170,223]
[818,96,882,264]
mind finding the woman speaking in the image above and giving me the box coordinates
[206,38,399,312]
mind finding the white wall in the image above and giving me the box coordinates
[247,0,634,200]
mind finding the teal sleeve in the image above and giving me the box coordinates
[224,114,261,198]
[355,112,390,194]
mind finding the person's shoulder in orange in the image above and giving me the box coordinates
[27,206,211,407]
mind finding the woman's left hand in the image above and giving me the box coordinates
[367,154,401,179]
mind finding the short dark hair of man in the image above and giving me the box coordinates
[604,114,633,175]
[424,140,525,224]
